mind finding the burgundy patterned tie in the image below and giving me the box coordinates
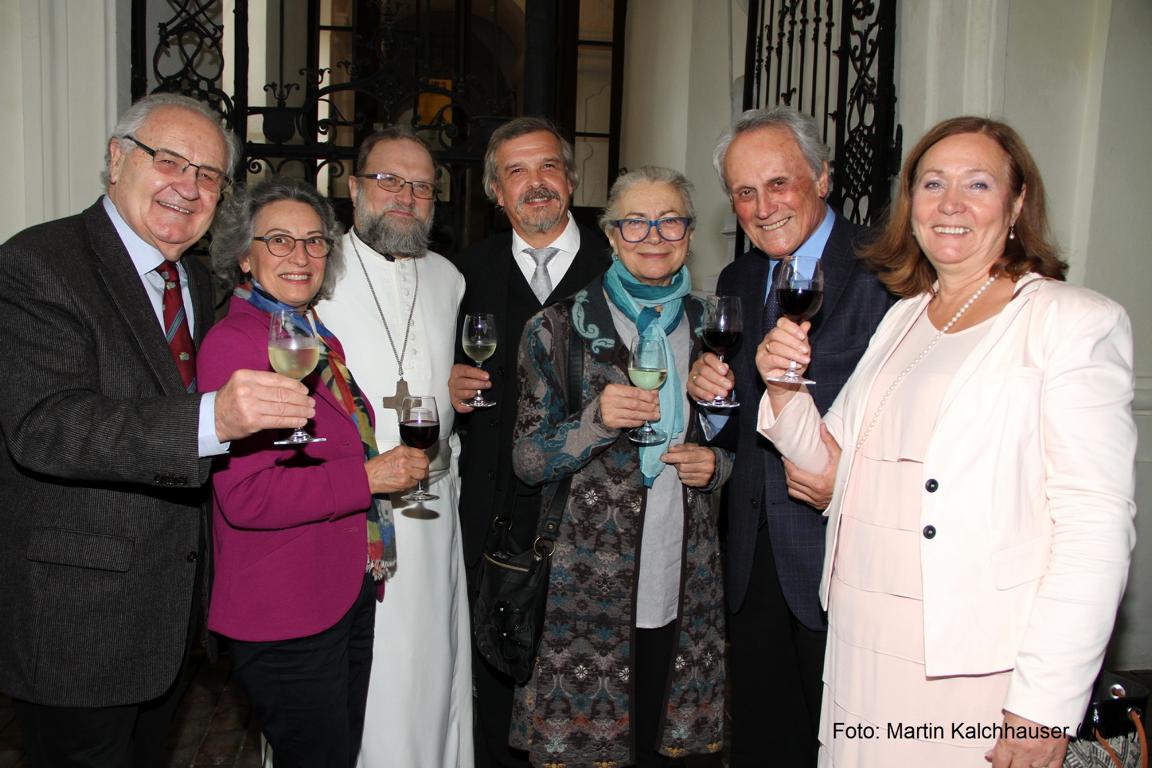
[156,262,196,392]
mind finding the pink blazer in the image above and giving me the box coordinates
[760,274,1136,729]
[199,297,375,642]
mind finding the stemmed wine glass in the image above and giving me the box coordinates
[696,294,743,409]
[461,313,498,409]
[268,310,326,446]
[627,335,668,445]
[763,255,824,386]
[399,395,440,502]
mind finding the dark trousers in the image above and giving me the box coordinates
[229,574,376,768]
[13,671,189,768]
[632,620,679,768]
[728,527,826,768]
[472,644,531,768]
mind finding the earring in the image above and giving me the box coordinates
[1008,225,1016,240]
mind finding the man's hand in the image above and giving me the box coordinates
[687,352,733,403]
[365,446,430,494]
[782,424,840,509]
[985,711,1069,768]
[599,383,659,429]
[662,443,716,488]
[449,363,489,413]
[214,369,315,443]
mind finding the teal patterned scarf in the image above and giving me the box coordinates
[602,256,691,487]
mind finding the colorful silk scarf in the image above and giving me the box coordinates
[238,282,397,581]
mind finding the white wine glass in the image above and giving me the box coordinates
[627,335,668,445]
[462,313,498,409]
[696,294,743,409]
[764,256,824,386]
[268,310,326,446]
[399,395,440,502]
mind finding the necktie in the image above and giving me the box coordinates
[526,247,559,304]
[761,258,784,336]
[156,262,197,393]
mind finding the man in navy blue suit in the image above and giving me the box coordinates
[687,107,892,767]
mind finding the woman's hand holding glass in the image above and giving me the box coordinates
[598,384,660,431]
[364,446,429,495]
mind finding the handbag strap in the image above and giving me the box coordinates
[534,314,582,545]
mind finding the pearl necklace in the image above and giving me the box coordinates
[854,274,997,450]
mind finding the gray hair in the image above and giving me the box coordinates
[209,177,345,301]
[354,125,435,175]
[712,107,829,196]
[598,166,697,237]
[482,116,578,203]
[103,93,241,187]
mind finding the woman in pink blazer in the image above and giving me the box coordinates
[199,178,427,768]
[756,118,1135,767]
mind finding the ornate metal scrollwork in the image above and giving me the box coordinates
[744,0,899,227]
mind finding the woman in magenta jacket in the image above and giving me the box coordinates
[199,178,428,768]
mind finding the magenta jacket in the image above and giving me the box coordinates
[199,297,376,642]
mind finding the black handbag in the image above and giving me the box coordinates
[1065,672,1149,768]
[471,320,582,684]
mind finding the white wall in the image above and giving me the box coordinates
[0,0,123,242]
[620,0,747,292]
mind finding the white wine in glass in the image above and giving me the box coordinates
[268,309,326,446]
[461,313,498,408]
[627,335,668,445]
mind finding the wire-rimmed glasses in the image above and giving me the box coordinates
[252,234,333,259]
[122,135,231,194]
[354,172,437,200]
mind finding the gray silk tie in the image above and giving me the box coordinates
[526,247,559,303]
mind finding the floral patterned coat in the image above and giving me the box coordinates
[510,277,732,767]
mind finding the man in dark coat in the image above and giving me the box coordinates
[687,107,894,767]
[0,93,314,767]
[448,116,610,768]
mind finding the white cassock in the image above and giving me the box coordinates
[317,229,474,768]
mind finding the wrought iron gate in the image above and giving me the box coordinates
[741,0,901,227]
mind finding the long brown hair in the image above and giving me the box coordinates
[861,116,1066,297]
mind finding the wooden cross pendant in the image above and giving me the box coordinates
[381,378,412,420]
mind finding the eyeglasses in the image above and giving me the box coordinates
[355,172,436,200]
[123,136,231,194]
[252,234,333,259]
[610,216,694,243]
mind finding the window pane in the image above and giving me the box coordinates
[576,45,612,134]
[579,0,614,42]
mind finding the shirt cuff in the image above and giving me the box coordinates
[198,392,230,457]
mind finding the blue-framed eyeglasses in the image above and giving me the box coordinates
[610,216,694,243]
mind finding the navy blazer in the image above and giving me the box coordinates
[713,212,892,629]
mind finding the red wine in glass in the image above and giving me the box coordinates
[399,420,439,450]
[696,295,742,409]
[399,395,440,502]
[765,256,824,386]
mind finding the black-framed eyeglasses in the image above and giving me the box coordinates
[122,136,232,194]
[252,234,333,259]
[610,216,694,243]
[355,172,437,200]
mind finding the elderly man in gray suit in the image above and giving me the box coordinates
[688,107,892,767]
[0,93,315,767]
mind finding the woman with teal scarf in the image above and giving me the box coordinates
[511,167,733,767]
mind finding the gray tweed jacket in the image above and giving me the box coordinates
[0,200,213,706]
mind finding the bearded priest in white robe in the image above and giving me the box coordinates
[318,129,473,768]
